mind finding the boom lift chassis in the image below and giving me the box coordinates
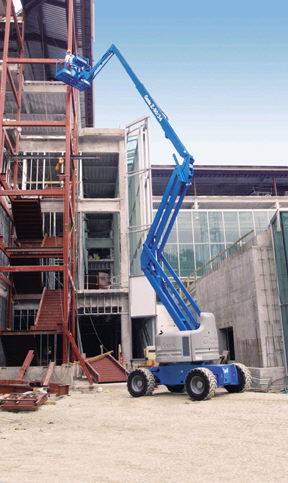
[55,45,252,400]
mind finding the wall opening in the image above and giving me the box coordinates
[79,314,121,359]
[132,317,154,358]
[219,326,235,360]
[0,334,62,366]
[83,213,120,289]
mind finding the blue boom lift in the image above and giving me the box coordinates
[55,45,252,400]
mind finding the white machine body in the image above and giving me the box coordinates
[155,312,220,363]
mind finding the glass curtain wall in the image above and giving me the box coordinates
[160,209,274,278]
[127,118,152,276]
[272,213,288,370]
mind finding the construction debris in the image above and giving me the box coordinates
[0,351,70,411]
[85,352,128,383]
[1,389,48,411]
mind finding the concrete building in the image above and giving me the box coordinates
[147,166,288,387]
[0,1,287,387]
[194,230,286,387]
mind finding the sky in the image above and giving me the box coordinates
[92,1,288,167]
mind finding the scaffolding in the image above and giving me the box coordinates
[0,0,92,381]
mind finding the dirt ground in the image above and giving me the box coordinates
[0,383,287,483]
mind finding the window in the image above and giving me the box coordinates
[223,212,240,243]
[178,212,193,243]
[179,245,195,276]
[239,212,254,239]
[209,212,224,243]
[195,244,210,275]
[163,245,179,274]
[193,212,209,243]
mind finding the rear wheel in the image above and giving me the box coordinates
[166,384,185,393]
[185,368,217,401]
[224,363,252,393]
[127,368,155,397]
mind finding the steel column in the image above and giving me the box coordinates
[0,0,12,173]
[62,0,74,362]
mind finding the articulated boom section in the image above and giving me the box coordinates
[141,155,201,331]
[55,44,203,330]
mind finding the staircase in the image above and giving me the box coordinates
[32,289,64,332]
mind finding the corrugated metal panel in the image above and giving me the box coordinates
[82,153,119,198]
[19,0,93,127]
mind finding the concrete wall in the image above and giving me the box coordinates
[194,230,285,377]
[0,364,74,385]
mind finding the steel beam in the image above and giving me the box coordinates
[7,58,58,64]
[3,120,66,127]
[16,350,35,380]
[0,273,12,287]
[0,188,64,196]
[3,130,16,154]
[11,1,22,47]
[0,265,64,272]
[7,66,20,108]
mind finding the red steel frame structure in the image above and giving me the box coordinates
[0,0,92,382]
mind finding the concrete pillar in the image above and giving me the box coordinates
[121,296,132,366]
[118,140,129,290]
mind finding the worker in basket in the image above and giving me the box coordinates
[65,49,74,68]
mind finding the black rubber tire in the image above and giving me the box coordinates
[224,363,252,393]
[166,384,185,393]
[185,368,217,401]
[127,368,155,397]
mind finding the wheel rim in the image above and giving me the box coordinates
[190,375,205,395]
[131,375,144,393]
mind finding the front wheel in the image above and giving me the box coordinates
[127,368,155,397]
[185,368,217,401]
[224,363,252,393]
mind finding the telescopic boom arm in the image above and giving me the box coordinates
[84,44,201,330]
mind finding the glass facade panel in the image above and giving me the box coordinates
[195,244,210,275]
[178,212,193,243]
[239,212,254,239]
[179,245,195,276]
[149,209,273,280]
[223,212,240,243]
[193,212,209,243]
[166,217,177,243]
[272,214,288,369]
[163,244,179,274]
[208,212,224,243]
[253,211,269,234]
[210,243,225,263]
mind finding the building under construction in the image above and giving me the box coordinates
[0,0,287,387]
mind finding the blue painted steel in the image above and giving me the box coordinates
[55,53,92,91]
[56,44,202,331]
[55,67,91,91]
[149,364,239,388]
